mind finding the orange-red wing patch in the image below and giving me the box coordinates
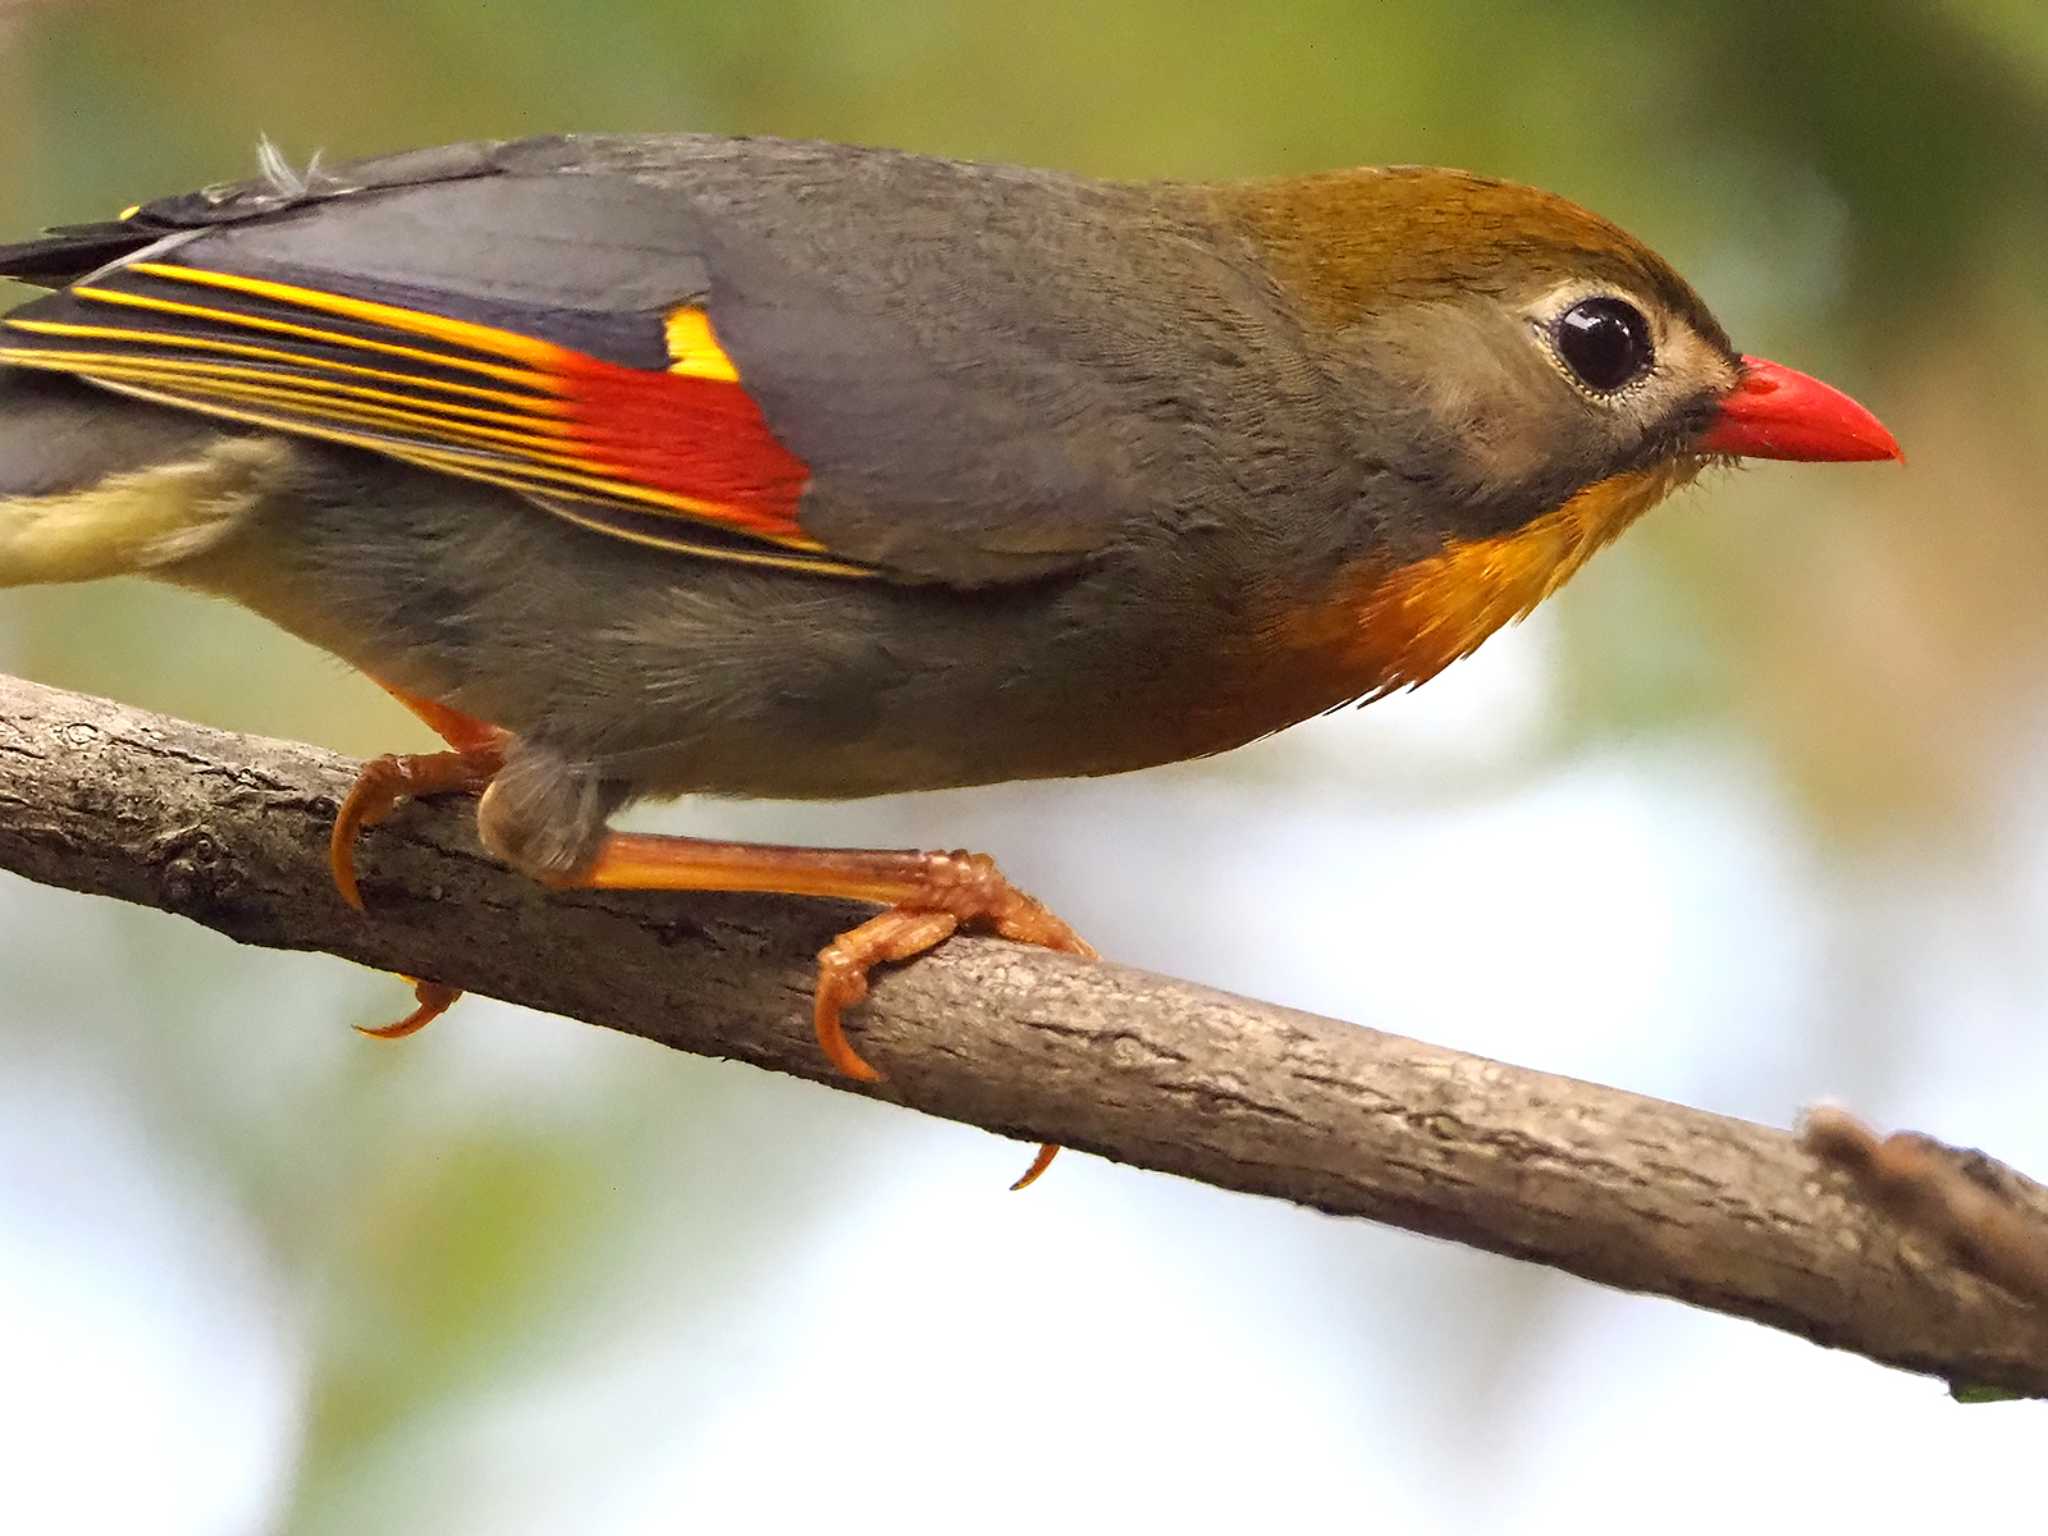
[0,259,863,576]
[557,356,809,540]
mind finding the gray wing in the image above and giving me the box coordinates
[0,134,1330,586]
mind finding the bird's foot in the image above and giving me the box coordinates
[812,852,1094,1190]
[812,849,1093,1070]
[331,687,510,1041]
[329,743,506,911]
[572,834,1094,1187]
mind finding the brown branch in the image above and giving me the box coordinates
[2,669,2046,1394]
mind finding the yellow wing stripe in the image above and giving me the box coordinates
[534,499,869,577]
[4,349,829,544]
[126,261,579,368]
[19,360,613,462]
[0,341,583,435]
[7,257,857,572]
[384,436,824,532]
[45,365,776,517]
[1,342,814,529]
[68,283,560,388]
[3,316,572,411]
[125,262,745,385]
[80,372,860,575]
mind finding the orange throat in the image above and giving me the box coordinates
[1279,459,1703,705]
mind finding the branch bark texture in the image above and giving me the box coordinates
[0,671,2044,1394]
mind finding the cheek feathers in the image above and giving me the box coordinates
[1354,302,1604,509]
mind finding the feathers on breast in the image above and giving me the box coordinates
[1261,458,1704,706]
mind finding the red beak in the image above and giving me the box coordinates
[1697,355,1902,463]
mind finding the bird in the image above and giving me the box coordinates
[0,133,1899,1184]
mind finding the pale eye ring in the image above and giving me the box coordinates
[1555,297,1653,393]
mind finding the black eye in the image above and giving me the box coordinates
[1554,297,1653,393]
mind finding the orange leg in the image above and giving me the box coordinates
[570,834,1095,1187]
[335,682,508,1039]
[333,685,1089,1185]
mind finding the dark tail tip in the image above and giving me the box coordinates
[0,223,164,289]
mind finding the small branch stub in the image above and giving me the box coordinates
[1801,1105,2048,1310]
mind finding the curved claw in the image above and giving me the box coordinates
[1010,1143,1061,1191]
[814,908,959,1084]
[328,697,504,1051]
[356,978,464,1041]
[329,756,404,912]
[813,882,1090,1192]
[329,747,504,912]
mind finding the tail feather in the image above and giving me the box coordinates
[0,369,277,585]
[0,222,168,290]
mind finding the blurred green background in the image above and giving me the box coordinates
[3,3,2046,1532]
